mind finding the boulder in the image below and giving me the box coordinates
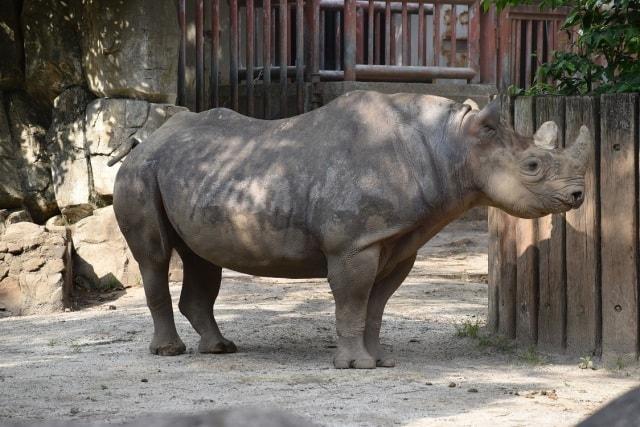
[0,92,23,209]
[0,1,24,90]
[84,98,187,199]
[81,0,180,103]
[71,206,140,289]
[21,0,84,109]
[0,221,72,316]
[6,92,58,222]
[46,86,94,222]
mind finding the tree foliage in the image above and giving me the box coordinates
[482,0,640,95]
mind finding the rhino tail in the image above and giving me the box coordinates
[107,136,142,167]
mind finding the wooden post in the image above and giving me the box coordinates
[536,96,567,352]
[565,96,601,356]
[514,96,538,346]
[600,93,639,362]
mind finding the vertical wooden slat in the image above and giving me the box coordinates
[384,1,391,65]
[433,3,441,66]
[319,10,325,70]
[271,5,277,63]
[449,4,456,67]
[524,20,532,89]
[263,0,272,118]
[374,11,381,65]
[401,0,409,66]
[230,0,239,111]
[417,1,425,66]
[246,0,255,116]
[488,95,517,337]
[344,0,357,80]
[536,96,567,352]
[195,0,204,112]
[513,19,521,89]
[296,0,304,114]
[497,8,511,89]
[565,96,601,355]
[600,93,639,361]
[210,0,220,108]
[514,96,538,346]
[468,1,480,82]
[178,0,187,106]
[356,9,364,64]
[390,12,396,65]
[335,11,342,70]
[279,0,288,117]
[368,0,374,65]
[535,20,543,71]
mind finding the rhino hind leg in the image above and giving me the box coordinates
[176,247,237,354]
[114,167,185,356]
[328,245,381,369]
[364,254,417,367]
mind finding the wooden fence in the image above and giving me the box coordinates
[489,93,640,363]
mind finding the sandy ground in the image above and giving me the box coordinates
[1,220,638,426]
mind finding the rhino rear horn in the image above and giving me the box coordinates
[533,121,559,150]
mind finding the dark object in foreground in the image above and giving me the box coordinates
[113,91,592,368]
[577,387,640,427]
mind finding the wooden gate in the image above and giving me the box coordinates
[489,94,640,363]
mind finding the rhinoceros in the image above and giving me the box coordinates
[112,91,591,369]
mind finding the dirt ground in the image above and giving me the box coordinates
[1,219,638,426]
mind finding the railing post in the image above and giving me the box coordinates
[344,0,357,80]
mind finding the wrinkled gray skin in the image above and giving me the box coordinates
[113,91,592,369]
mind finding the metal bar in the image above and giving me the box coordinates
[344,0,356,79]
[418,0,425,66]
[449,3,456,67]
[320,0,474,10]
[514,19,521,88]
[304,0,319,80]
[535,20,543,76]
[524,19,532,88]
[263,0,272,118]
[246,0,255,115]
[402,0,409,65]
[468,0,480,82]
[374,10,381,64]
[210,0,220,108]
[356,9,364,63]
[433,3,440,66]
[230,0,239,111]
[390,12,396,64]
[195,0,204,112]
[271,5,277,62]
[384,1,391,65]
[368,0,374,64]
[335,11,342,70]
[320,10,325,69]
[178,0,186,105]
[239,65,299,79]
[279,0,288,116]
[355,64,476,80]
[296,0,304,113]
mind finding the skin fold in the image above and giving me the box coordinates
[113,91,592,368]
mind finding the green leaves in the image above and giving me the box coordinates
[483,0,640,95]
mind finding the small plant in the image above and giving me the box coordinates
[477,335,515,353]
[519,345,546,365]
[578,355,597,370]
[47,339,57,347]
[614,356,625,371]
[455,319,482,338]
[70,342,82,353]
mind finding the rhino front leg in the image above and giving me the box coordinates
[365,254,417,367]
[328,245,380,369]
[177,249,237,354]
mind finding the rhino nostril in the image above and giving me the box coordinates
[571,191,583,203]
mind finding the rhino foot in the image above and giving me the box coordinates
[376,357,396,368]
[333,357,376,369]
[198,338,237,354]
[149,337,186,356]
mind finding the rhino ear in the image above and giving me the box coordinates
[534,121,559,150]
[474,98,500,131]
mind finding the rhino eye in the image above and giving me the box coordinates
[524,159,540,174]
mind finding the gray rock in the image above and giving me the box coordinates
[0,92,23,208]
[6,92,58,222]
[0,1,24,90]
[0,221,72,315]
[84,98,186,199]
[81,0,180,103]
[46,87,94,222]
[22,0,84,109]
[71,206,140,290]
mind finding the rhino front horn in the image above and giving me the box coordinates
[533,121,559,150]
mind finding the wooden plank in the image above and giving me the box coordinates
[565,96,600,355]
[535,96,566,351]
[600,93,639,361]
[514,96,538,346]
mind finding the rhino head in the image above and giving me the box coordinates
[465,99,592,219]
